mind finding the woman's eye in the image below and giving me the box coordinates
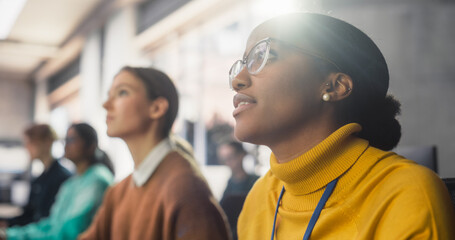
[267,50,278,61]
[118,89,129,96]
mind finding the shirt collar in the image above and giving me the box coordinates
[132,137,173,187]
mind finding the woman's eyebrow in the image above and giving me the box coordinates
[106,83,137,96]
[114,83,139,91]
[115,82,136,89]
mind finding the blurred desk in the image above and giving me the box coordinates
[0,204,22,219]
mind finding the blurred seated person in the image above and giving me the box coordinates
[218,141,258,240]
[0,123,114,240]
[3,124,72,227]
[219,141,259,201]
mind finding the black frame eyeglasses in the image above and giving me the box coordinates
[228,37,341,89]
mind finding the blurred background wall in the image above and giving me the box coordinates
[0,0,454,201]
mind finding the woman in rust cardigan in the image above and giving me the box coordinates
[79,66,231,240]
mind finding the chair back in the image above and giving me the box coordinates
[394,145,438,173]
[442,178,455,208]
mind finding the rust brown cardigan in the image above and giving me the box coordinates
[79,151,231,240]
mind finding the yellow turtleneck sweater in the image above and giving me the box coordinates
[238,123,455,239]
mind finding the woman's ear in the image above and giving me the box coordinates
[148,97,169,120]
[321,73,353,102]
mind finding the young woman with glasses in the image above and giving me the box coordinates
[230,13,455,239]
[80,66,231,240]
[2,123,114,240]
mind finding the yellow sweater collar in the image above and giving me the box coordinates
[270,123,368,195]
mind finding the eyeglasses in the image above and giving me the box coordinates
[64,136,77,145]
[228,37,341,89]
[229,38,271,89]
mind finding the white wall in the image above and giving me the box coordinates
[326,2,455,177]
[99,6,140,182]
[0,79,33,140]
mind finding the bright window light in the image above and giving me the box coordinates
[251,0,317,22]
[0,0,28,39]
[252,0,297,19]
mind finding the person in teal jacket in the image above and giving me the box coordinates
[0,123,114,240]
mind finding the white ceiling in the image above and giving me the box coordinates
[0,0,104,81]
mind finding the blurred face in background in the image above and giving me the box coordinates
[24,135,52,160]
[103,70,153,139]
[64,127,85,165]
[218,144,245,173]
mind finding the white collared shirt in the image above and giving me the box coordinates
[132,137,173,187]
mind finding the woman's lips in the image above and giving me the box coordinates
[233,93,256,117]
[106,115,114,123]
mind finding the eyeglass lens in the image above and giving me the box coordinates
[65,137,76,144]
[247,41,268,74]
[229,60,244,86]
[229,39,270,88]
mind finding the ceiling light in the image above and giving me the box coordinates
[0,0,28,39]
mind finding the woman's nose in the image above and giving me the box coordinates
[102,98,111,110]
[231,67,251,92]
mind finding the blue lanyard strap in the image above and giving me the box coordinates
[270,178,339,240]
[271,186,286,240]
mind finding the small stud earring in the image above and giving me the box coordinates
[322,93,331,102]
[347,87,352,91]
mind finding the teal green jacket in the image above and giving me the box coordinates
[7,164,114,240]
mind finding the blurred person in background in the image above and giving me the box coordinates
[0,123,114,240]
[205,113,234,165]
[0,124,72,227]
[218,140,258,240]
[219,141,259,200]
[229,13,455,239]
[80,66,231,240]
